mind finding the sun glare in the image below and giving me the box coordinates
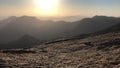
[35,0,59,16]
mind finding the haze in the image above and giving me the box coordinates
[0,0,120,18]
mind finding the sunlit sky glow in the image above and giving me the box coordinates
[0,0,120,17]
[34,0,59,16]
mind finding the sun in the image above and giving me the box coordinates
[34,0,59,16]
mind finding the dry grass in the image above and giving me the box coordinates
[0,32,120,68]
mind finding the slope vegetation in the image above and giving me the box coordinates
[0,32,120,68]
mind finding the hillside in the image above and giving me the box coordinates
[0,35,42,49]
[95,22,120,35]
[0,32,120,68]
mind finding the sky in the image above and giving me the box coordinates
[0,0,120,17]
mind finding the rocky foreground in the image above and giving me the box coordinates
[0,32,120,68]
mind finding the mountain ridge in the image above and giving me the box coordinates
[0,15,120,46]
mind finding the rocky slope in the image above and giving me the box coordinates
[0,32,120,68]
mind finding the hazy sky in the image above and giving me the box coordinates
[0,0,120,17]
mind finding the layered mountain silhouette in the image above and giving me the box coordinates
[74,16,120,34]
[0,15,120,49]
[0,16,71,43]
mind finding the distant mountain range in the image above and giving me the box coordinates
[38,16,85,22]
[0,15,120,49]
[75,16,120,34]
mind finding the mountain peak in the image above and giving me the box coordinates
[93,15,115,19]
[93,15,108,18]
[18,16,38,21]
